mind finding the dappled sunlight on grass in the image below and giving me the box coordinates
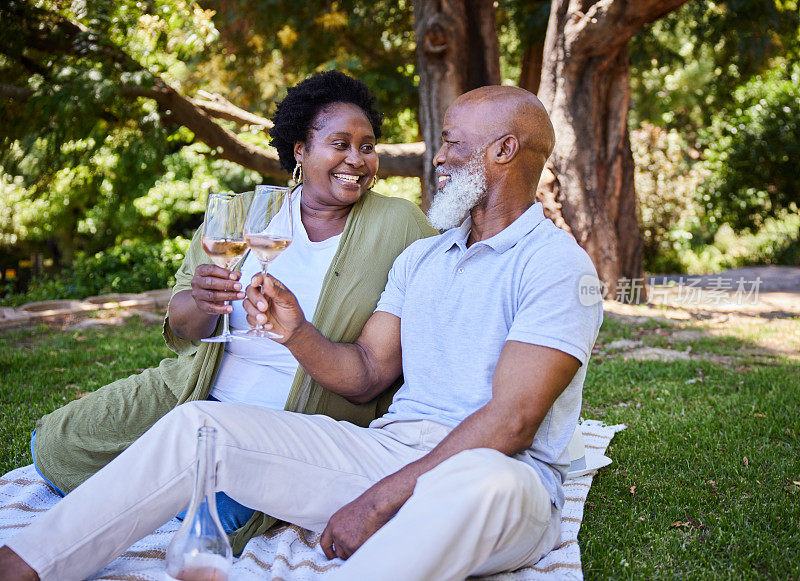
[582,302,799,578]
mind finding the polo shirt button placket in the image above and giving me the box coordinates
[457,267,464,274]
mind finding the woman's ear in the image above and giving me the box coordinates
[494,134,519,164]
[293,141,305,164]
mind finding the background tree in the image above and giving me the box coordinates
[2,0,798,303]
[536,0,691,298]
[413,0,500,208]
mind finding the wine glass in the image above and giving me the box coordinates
[235,185,293,339]
[200,192,248,343]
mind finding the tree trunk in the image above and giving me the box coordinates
[519,41,544,95]
[537,0,688,301]
[413,0,500,211]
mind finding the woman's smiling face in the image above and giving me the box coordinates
[294,102,379,209]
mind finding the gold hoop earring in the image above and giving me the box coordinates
[292,162,303,184]
[369,176,378,189]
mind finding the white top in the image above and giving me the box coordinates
[375,203,603,509]
[210,190,341,408]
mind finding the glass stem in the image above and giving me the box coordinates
[259,264,269,331]
[221,304,231,337]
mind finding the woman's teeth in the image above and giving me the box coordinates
[334,174,360,184]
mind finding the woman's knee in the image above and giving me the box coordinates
[155,400,211,430]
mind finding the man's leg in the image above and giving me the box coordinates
[330,448,561,581]
[6,402,435,580]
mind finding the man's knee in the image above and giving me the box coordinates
[416,448,532,506]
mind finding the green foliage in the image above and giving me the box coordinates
[372,176,421,206]
[699,61,800,232]
[199,0,418,142]
[677,212,800,274]
[133,141,261,238]
[632,123,709,273]
[632,120,800,274]
[0,0,220,263]
[630,0,800,131]
[1,237,190,306]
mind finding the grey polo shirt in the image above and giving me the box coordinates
[376,202,603,508]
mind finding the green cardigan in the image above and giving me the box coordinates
[160,189,435,553]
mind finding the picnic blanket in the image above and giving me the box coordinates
[0,420,625,580]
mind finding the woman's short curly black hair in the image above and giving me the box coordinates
[269,70,384,173]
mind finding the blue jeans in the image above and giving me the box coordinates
[30,400,256,534]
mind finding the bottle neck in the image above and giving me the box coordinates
[188,426,218,514]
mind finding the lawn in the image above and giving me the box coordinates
[0,306,798,578]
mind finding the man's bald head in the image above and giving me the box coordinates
[447,85,555,165]
[429,86,556,230]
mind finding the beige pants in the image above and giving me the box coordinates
[8,401,560,581]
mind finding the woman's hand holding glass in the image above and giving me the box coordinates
[190,264,245,317]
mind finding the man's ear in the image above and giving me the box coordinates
[293,141,305,164]
[493,135,519,165]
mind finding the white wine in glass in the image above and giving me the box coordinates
[201,238,248,271]
[235,185,293,339]
[200,192,247,343]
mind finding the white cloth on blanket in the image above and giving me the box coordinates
[0,421,624,580]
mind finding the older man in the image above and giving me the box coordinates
[0,85,602,580]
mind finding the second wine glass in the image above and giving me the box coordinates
[236,185,293,339]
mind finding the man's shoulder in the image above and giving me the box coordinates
[524,218,595,271]
[397,230,448,258]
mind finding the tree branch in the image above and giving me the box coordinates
[0,83,34,100]
[192,91,273,129]
[4,6,426,180]
[566,0,690,57]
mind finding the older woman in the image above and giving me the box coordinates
[31,71,435,551]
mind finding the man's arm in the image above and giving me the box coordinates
[243,273,403,403]
[319,340,581,560]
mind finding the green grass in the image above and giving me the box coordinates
[582,315,800,579]
[0,310,798,578]
[0,316,170,473]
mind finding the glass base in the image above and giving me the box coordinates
[232,328,284,340]
[202,332,248,343]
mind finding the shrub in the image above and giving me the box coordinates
[2,237,190,307]
[700,60,800,232]
[677,209,800,274]
[632,122,709,273]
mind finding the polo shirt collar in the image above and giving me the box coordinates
[444,202,545,254]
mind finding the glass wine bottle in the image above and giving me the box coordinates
[165,426,233,581]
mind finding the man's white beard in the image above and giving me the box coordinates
[427,150,487,231]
